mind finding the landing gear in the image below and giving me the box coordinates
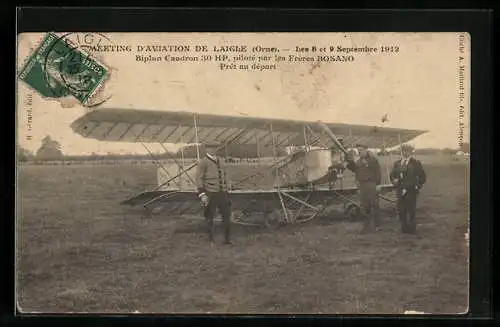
[344,202,362,221]
[140,204,163,219]
[150,204,166,216]
[231,210,262,227]
[263,208,290,229]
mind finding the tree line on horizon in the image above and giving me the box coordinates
[17,135,470,162]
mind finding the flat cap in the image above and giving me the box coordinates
[355,143,368,149]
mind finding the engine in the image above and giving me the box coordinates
[278,148,346,187]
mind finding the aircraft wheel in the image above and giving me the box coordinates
[344,203,361,221]
[140,207,153,219]
[264,209,289,229]
[150,204,166,216]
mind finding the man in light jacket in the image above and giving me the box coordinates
[195,144,232,245]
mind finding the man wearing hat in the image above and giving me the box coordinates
[344,143,382,233]
[195,144,232,245]
[390,144,427,234]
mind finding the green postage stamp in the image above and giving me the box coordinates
[18,32,109,105]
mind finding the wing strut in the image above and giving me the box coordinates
[303,125,309,151]
[382,136,391,182]
[179,125,185,170]
[193,114,201,161]
[270,123,279,184]
[348,128,353,148]
[256,133,260,160]
[397,133,403,156]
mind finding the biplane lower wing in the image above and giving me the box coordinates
[123,185,396,224]
[121,190,178,206]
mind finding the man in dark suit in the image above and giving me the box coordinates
[344,143,383,233]
[390,144,427,234]
[195,144,232,245]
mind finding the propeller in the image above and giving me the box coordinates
[316,121,350,157]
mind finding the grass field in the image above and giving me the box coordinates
[16,154,469,314]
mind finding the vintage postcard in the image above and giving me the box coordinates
[16,32,470,314]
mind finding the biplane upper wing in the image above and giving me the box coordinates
[71,108,427,149]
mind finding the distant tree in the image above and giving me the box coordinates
[459,142,470,153]
[35,135,63,160]
[413,148,441,155]
[17,145,34,162]
[441,148,456,155]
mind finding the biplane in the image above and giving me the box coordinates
[70,108,427,227]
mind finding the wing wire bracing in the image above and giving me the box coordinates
[152,133,197,188]
[124,127,251,207]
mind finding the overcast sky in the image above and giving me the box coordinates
[17,32,470,155]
